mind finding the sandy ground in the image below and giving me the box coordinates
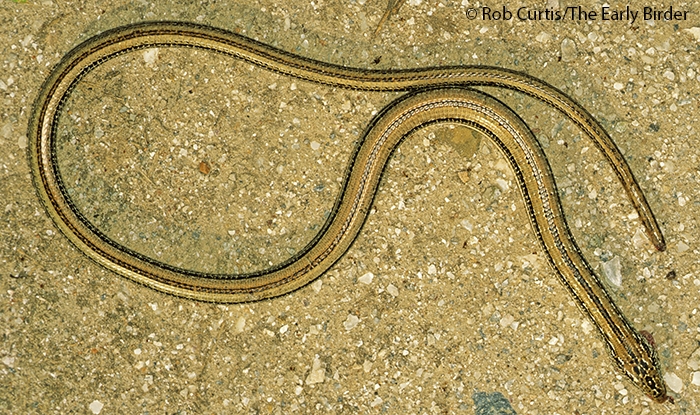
[1,0,699,413]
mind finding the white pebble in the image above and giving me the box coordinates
[427,264,437,275]
[310,141,320,150]
[499,314,515,328]
[686,347,700,370]
[143,48,159,65]
[386,284,399,297]
[89,400,104,414]
[684,27,700,41]
[677,241,689,253]
[235,316,246,333]
[305,356,325,384]
[18,135,27,149]
[461,219,473,231]
[370,396,383,407]
[343,314,359,330]
[560,38,577,62]
[2,356,15,368]
[1,122,11,139]
[602,257,622,288]
[613,82,624,90]
[358,272,374,284]
[631,228,647,249]
[663,372,683,393]
[692,372,700,386]
[535,32,551,43]
[495,178,509,191]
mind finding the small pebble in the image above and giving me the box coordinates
[561,38,577,62]
[631,228,647,249]
[234,316,246,333]
[692,372,700,386]
[602,257,622,288]
[370,396,383,407]
[143,48,159,65]
[1,122,11,138]
[683,27,700,41]
[472,391,517,415]
[305,356,325,384]
[2,356,15,368]
[199,161,211,175]
[663,372,683,393]
[580,320,593,335]
[495,178,509,191]
[457,170,470,183]
[499,314,514,328]
[686,347,700,370]
[358,272,374,284]
[343,314,359,330]
[89,400,104,414]
[535,32,551,43]
[676,241,689,253]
